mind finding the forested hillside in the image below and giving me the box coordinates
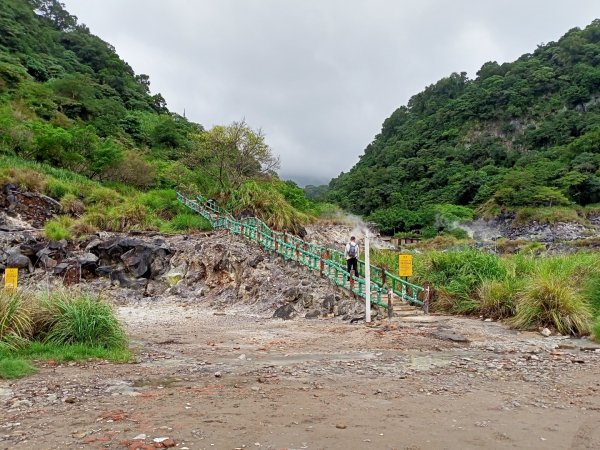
[328,20,600,235]
[0,0,319,234]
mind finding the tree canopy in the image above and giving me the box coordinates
[327,20,600,234]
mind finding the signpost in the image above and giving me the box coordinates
[4,268,18,291]
[399,254,413,277]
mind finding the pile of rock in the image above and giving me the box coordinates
[0,184,61,230]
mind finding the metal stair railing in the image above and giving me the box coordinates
[177,192,425,309]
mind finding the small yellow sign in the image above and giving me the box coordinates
[4,268,18,291]
[399,254,413,277]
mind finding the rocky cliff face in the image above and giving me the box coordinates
[0,184,373,320]
[1,228,368,320]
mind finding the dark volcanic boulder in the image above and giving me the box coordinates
[6,251,32,272]
[273,303,297,320]
[88,237,173,280]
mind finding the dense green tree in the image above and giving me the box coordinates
[329,20,600,234]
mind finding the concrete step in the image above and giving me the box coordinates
[393,302,422,310]
[394,309,425,317]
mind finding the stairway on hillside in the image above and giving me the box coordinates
[177,191,427,316]
[392,300,425,317]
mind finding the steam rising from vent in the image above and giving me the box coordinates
[305,213,395,250]
[328,212,369,239]
[454,219,503,242]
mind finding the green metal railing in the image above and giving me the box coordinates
[177,192,425,309]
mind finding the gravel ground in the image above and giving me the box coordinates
[2,299,600,450]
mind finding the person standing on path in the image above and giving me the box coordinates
[345,236,360,279]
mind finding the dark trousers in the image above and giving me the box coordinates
[347,257,358,279]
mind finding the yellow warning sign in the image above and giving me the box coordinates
[399,255,413,277]
[4,268,18,291]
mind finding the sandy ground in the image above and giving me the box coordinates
[2,300,600,450]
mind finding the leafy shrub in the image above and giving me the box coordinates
[103,151,156,188]
[228,180,311,233]
[44,216,73,241]
[447,227,469,240]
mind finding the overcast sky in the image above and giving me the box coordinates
[61,0,599,186]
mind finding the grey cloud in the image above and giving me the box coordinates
[63,0,600,185]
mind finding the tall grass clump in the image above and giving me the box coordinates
[227,180,311,233]
[477,278,521,320]
[45,178,76,199]
[83,185,123,207]
[40,291,126,348]
[418,249,507,314]
[0,291,33,351]
[1,289,129,379]
[511,271,592,335]
[60,193,85,216]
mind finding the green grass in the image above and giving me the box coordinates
[371,248,600,336]
[0,343,131,380]
[9,341,131,363]
[40,291,127,348]
[162,213,212,232]
[44,215,73,240]
[0,289,130,378]
[0,358,37,379]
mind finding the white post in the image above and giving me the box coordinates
[365,230,371,323]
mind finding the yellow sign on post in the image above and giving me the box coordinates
[399,255,413,277]
[4,268,18,291]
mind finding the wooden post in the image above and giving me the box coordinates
[424,283,430,315]
[319,252,325,277]
[387,290,393,319]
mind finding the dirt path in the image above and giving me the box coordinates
[2,301,600,450]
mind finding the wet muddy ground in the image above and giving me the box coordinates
[2,301,600,449]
